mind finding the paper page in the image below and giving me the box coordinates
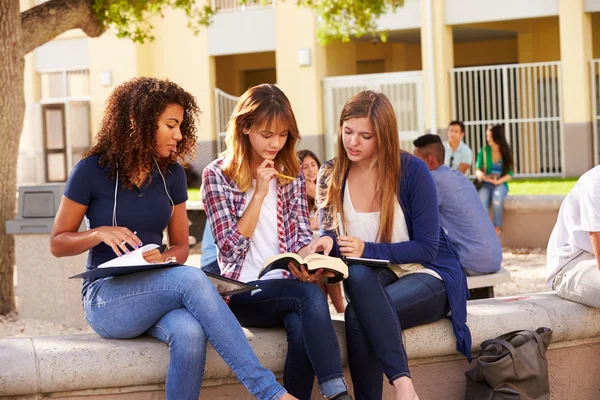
[98,244,160,268]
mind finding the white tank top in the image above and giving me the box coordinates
[343,183,442,281]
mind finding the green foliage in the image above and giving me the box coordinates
[91,0,216,43]
[90,0,404,45]
[296,0,404,44]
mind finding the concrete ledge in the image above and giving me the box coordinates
[2,292,600,398]
[465,267,511,289]
[498,194,565,248]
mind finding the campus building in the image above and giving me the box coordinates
[19,0,600,185]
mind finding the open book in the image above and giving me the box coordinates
[68,244,255,296]
[259,253,349,284]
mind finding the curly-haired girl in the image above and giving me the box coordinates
[50,77,296,400]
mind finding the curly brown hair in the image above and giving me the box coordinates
[84,77,200,188]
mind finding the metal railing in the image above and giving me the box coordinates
[214,88,239,154]
[322,71,425,160]
[212,0,274,12]
[451,62,563,177]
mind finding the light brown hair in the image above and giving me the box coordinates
[221,84,301,191]
[318,90,401,243]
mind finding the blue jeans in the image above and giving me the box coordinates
[344,265,449,400]
[478,182,508,228]
[83,266,286,400]
[229,279,347,400]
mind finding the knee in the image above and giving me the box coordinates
[298,283,329,314]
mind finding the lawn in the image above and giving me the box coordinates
[187,178,579,199]
[188,187,201,202]
[507,178,578,195]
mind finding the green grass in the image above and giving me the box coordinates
[188,188,201,202]
[187,178,578,199]
[508,178,578,195]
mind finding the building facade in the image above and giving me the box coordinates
[19,0,600,185]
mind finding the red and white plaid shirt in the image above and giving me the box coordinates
[202,158,313,284]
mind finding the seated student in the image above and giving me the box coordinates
[475,125,514,236]
[313,91,471,400]
[49,77,295,400]
[444,120,472,174]
[202,84,352,400]
[546,165,600,308]
[413,134,502,276]
[298,149,345,313]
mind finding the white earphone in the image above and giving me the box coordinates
[112,158,175,227]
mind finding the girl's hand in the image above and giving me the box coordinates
[337,235,365,258]
[308,236,334,256]
[255,159,278,199]
[95,226,142,257]
[142,248,164,264]
[288,263,334,284]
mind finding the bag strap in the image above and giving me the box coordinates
[480,338,521,376]
[493,329,547,360]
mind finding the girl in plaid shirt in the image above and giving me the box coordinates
[202,84,351,400]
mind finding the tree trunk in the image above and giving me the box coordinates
[0,1,24,315]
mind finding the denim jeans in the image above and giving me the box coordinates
[478,182,508,228]
[83,266,286,400]
[229,279,347,400]
[344,264,449,400]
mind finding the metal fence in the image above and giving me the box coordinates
[212,0,273,12]
[451,62,563,177]
[214,88,239,154]
[322,71,425,160]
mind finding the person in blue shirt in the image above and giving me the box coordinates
[413,134,502,276]
[49,77,295,400]
[311,91,471,400]
[200,221,220,275]
[444,120,472,174]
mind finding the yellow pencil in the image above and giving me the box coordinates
[278,173,295,180]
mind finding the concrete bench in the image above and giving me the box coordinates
[3,292,600,399]
[466,267,511,300]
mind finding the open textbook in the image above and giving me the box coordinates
[68,244,255,296]
[258,253,354,284]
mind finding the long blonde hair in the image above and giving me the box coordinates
[318,90,401,243]
[221,84,301,192]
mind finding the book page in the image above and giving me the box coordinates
[98,244,160,268]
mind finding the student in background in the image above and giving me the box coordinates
[203,84,352,400]
[314,91,471,400]
[444,120,472,174]
[49,77,295,400]
[475,125,514,236]
[298,149,345,313]
[200,222,220,275]
[546,165,600,308]
[413,134,502,276]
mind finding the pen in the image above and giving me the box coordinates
[278,173,295,180]
[337,212,345,236]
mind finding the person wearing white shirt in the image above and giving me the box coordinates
[443,120,472,175]
[546,165,600,307]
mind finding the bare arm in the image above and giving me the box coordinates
[590,231,600,270]
[50,196,141,258]
[162,202,190,263]
[495,174,513,185]
[458,163,470,174]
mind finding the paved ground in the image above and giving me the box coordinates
[0,247,548,338]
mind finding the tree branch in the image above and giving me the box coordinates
[21,0,105,54]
